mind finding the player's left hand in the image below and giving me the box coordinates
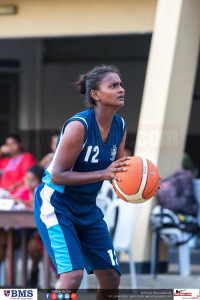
[102,156,130,181]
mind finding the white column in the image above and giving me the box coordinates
[133,0,200,263]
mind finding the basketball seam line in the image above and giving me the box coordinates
[143,172,159,198]
[142,160,149,198]
[135,156,144,194]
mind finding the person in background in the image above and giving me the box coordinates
[13,165,44,288]
[0,134,36,262]
[12,164,44,209]
[0,134,36,194]
[39,132,59,169]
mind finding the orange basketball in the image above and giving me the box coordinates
[112,156,160,203]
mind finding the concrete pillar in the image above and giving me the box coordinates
[132,0,200,266]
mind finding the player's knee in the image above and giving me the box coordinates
[108,270,120,288]
[71,270,83,283]
[63,270,83,288]
[100,270,120,288]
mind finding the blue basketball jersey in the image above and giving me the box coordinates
[42,107,126,202]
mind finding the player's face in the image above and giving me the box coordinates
[97,73,125,108]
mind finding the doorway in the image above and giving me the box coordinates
[0,72,19,145]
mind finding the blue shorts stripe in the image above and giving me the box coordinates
[48,224,73,274]
[34,185,58,272]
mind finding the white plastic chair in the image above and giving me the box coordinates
[105,199,141,288]
[96,181,116,215]
[193,179,200,225]
[189,179,200,248]
[151,178,200,277]
[151,227,191,276]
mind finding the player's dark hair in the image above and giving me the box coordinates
[75,65,120,107]
[27,164,44,181]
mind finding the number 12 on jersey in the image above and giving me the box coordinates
[84,145,99,163]
[107,249,118,266]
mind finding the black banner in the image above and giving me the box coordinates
[38,289,173,300]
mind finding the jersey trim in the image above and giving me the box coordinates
[121,117,125,131]
[42,170,65,194]
[63,116,88,143]
[74,117,88,130]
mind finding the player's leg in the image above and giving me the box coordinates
[79,216,121,288]
[59,270,83,289]
[94,269,120,300]
[34,184,84,289]
[94,268,120,288]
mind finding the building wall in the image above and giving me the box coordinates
[0,38,199,155]
[0,39,43,130]
[0,37,149,157]
[42,59,147,132]
[0,0,157,38]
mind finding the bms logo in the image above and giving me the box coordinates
[9,290,33,297]
[4,290,10,297]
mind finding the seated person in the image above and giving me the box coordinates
[0,164,44,287]
[13,165,44,287]
[13,165,56,288]
[12,164,44,209]
[39,132,59,169]
[0,134,36,194]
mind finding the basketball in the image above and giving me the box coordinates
[112,156,160,203]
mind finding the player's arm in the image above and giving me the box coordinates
[115,130,127,160]
[51,122,129,185]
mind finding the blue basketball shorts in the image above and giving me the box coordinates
[34,183,121,276]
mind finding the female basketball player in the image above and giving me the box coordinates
[34,65,129,291]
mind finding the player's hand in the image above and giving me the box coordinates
[103,157,130,181]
